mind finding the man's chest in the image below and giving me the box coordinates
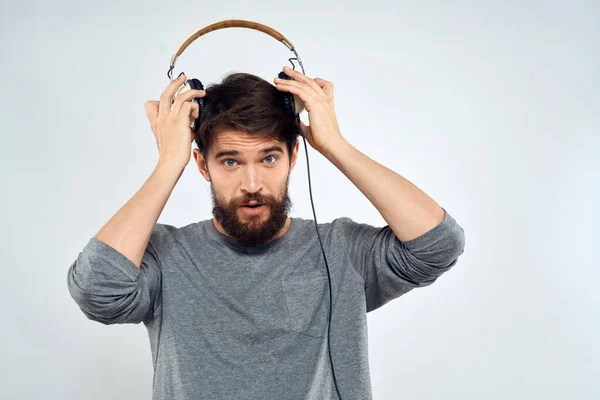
[160,247,332,342]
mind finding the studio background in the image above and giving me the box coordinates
[1,0,598,399]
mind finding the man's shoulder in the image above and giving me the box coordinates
[292,215,378,236]
[150,220,204,245]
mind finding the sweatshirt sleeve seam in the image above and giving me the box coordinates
[337,218,369,288]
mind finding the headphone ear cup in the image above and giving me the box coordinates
[187,78,205,132]
[278,71,297,122]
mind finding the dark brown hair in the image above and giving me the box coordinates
[194,72,300,159]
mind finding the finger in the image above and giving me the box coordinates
[176,88,206,103]
[313,78,334,98]
[144,100,159,123]
[180,101,199,119]
[190,101,200,119]
[282,66,323,95]
[275,75,325,101]
[171,90,205,115]
[158,73,188,118]
[274,80,315,109]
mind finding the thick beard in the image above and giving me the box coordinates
[211,178,292,245]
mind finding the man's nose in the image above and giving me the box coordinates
[240,165,263,193]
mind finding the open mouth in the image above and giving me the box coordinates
[240,203,267,216]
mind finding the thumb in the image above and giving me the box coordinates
[144,101,159,122]
[299,120,311,138]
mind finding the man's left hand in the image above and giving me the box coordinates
[274,66,344,154]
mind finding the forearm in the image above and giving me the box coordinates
[94,160,184,268]
[320,138,445,242]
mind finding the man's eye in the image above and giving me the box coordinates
[264,155,277,164]
[224,159,238,167]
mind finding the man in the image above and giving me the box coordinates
[67,66,466,399]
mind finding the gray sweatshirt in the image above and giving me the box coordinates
[67,207,465,399]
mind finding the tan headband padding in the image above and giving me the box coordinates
[169,18,296,70]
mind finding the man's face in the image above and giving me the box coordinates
[195,130,298,245]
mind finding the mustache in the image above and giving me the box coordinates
[234,193,278,207]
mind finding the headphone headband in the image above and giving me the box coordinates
[168,18,298,80]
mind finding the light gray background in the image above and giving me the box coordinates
[1,0,598,399]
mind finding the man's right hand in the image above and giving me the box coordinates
[144,73,206,169]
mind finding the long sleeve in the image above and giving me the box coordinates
[66,228,163,325]
[338,207,465,312]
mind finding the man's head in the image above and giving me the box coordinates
[191,73,301,244]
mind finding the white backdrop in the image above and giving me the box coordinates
[1,0,598,399]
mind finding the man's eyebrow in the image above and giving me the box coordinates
[260,146,284,155]
[214,150,241,159]
[214,146,284,159]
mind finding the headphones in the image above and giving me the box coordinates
[162,18,342,400]
[169,19,306,133]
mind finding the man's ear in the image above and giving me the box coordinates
[288,140,300,175]
[193,148,211,182]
